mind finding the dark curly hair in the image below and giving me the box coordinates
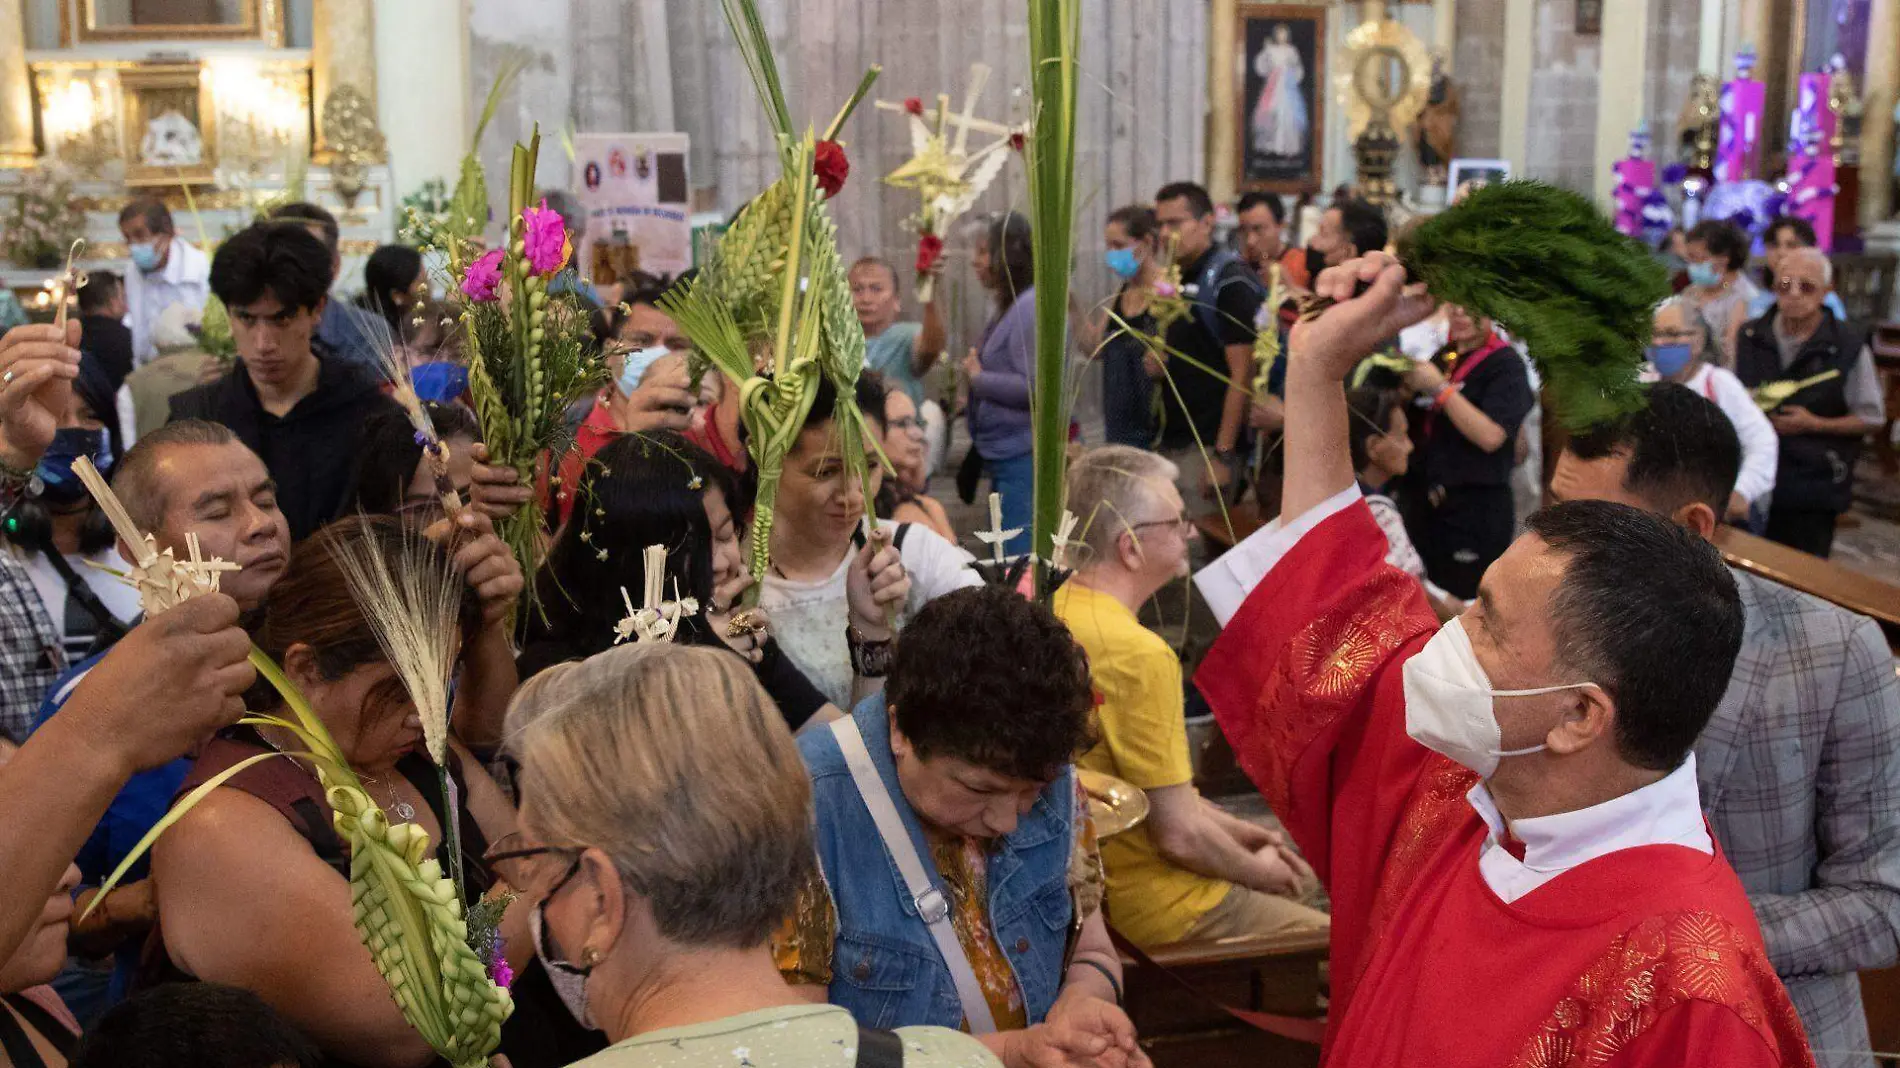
[887,585,1095,781]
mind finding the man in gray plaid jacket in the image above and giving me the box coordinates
[1552,382,1900,1068]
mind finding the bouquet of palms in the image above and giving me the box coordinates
[660,0,879,592]
[457,131,606,607]
[71,467,513,1068]
[880,66,1016,303]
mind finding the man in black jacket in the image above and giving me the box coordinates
[1734,247,1884,557]
[168,223,398,541]
[75,272,135,390]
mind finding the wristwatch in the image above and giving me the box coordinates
[846,624,895,678]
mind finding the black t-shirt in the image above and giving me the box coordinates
[516,616,829,730]
[1158,248,1264,450]
[1417,339,1534,490]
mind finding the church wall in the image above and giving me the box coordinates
[1454,0,1506,160]
[1523,0,1601,194]
[1644,0,1705,173]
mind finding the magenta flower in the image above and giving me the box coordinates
[489,955,515,990]
[522,199,572,276]
[461,249,505,303]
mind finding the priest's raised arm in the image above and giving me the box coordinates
[1190,253,1814,1067]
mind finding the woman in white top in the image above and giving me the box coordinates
[760,375,981,708]
[1647,297,1778,525]
[1682,220,1764,369]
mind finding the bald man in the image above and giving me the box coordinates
[1733,246,1884,557]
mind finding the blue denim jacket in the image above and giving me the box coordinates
[799,696,1077,1030]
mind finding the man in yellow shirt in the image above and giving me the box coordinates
[1054,446,1329,947]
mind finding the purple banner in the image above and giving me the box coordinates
[1785,73,1838,251]
[1716,78,1765,183]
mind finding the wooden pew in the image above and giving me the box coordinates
[1120,927,1329,1068]
[1712,525,1900,647]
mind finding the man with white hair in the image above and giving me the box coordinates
[1053,445,1328,947]
[1734,246,1884,557]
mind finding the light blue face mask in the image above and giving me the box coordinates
[1687,261,1723,288]
[129,243,161,273]
[617,345,671,396]
[1104,247,1141,280]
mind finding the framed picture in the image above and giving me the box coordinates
[1447,157,1511,203]
[1237,4,1326,195]
[1575,0,1603,35]
[65,0,283,47]
[119,63,218,187]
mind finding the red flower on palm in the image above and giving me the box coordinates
[814,141,849,199]
[915,233,945,274]
[904,97,925,116]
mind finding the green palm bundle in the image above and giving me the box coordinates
[71,478,513,1068]
[460,131,608,611]
[1331,180,1669,430]
[660,0,878,590]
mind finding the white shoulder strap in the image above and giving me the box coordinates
[830,717,998,1034]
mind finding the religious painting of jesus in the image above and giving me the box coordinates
[1238,4,1325,194]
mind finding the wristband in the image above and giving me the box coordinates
[846,625,894,678]
[1070,958,1124,1005]
[1432,382,1459,409]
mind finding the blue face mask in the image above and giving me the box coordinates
[1104,247,1142,280]
[36,428,112,505]
[129,243,161,273]
[617,346,671,396]
[1687,261,1723,288]
[410,361,469,404]
[1646,342,1696,378]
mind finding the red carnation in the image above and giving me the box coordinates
[915,233,945,274]
[814,140,849,199]
[904,97,925,116]
[1009,130,1026,153]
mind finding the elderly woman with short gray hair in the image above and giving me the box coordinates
[496,642,999,1068]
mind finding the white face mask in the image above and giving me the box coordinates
[531,899,596,1030]
[1401,617,1597,778]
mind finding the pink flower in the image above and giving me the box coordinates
[460,249,505,303]
[489,956,515,990]
[1153,281,1177,299]
[522,199,572,276]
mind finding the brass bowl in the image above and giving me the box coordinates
[1078,768,1150,839]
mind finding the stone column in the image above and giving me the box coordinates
[373,0,468,200]
[1594,0,1649,212]
[1498,0,1535,176]
[312,0,379,160]
[0,0,36,167]
[1434,0,1457,68]
[1207,0,1238,203]
[1698,0,1726,73]
[1863,0,1899,224]
[572,0,676,134]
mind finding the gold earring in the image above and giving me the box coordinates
[581,947,602,967]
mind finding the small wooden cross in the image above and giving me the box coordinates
[51,239,88,334]
[613,545,701,645]
[972,491,1023,566]
[1048,510,1082,571]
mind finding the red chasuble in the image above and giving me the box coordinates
[1194,498,1814,1067]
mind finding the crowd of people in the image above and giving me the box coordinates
[0,172,1892,1068]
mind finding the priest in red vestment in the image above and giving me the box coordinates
[1192,253,1815,1067]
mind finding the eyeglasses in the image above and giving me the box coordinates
[888,416,924,433]
[484,832,582,893]
[1129,513,1193,536]
[1776,278,1824,296]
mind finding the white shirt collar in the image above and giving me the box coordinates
[1466,754,1712,904]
